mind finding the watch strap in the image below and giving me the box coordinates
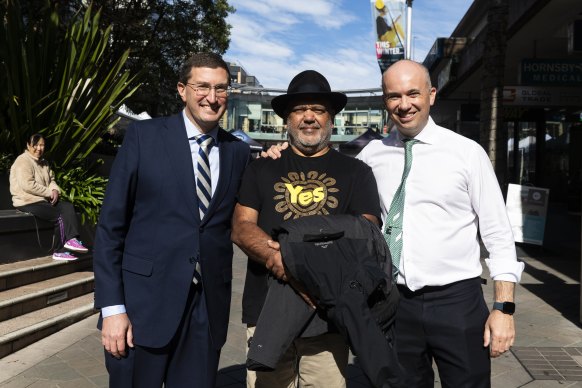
[493,301,515,314]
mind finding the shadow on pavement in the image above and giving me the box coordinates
[521,262,581,326]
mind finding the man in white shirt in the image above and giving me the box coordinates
[357,59,524,387]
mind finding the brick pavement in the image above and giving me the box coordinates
[1,245,581,387]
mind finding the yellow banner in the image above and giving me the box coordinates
[371,0,406,73]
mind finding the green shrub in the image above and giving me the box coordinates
[0,153,12,174]
[0,1,139,223]
[55,165,107,225]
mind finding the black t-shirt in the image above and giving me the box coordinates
[238,148,381,325]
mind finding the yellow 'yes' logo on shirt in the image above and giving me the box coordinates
[273,171,339,220]
[284,184,325,205]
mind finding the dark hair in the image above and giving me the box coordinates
[178,52,231,85]
[27,133,45,147]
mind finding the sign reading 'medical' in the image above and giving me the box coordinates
[521,59,582,85]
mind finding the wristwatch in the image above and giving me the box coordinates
[493,301,515,315]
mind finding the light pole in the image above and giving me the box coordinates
[412,36,417,61]
[406,0,413,59]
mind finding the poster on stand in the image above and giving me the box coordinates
[371,0,406,73]
[505,183,550,245]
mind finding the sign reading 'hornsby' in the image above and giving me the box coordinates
[521,59,582,85]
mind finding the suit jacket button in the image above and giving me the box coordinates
[199,227,204,234]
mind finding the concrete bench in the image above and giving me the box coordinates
[0,210,55,264]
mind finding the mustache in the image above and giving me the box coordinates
[299,124,321,129]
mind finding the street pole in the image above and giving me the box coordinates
[412,36,417,61]
[406,0,413,59]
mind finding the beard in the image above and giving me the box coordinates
[288,121,333,156]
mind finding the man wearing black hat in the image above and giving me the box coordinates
[231,70,382,388]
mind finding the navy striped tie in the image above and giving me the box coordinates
[196,134,213,220]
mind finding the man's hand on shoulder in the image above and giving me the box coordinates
[102,313,134,359]
[260,142,288,159]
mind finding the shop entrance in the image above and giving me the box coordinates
[505,108,581,213]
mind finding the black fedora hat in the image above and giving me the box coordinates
[271,70,347,118]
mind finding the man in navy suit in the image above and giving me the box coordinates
[93,52,250,388]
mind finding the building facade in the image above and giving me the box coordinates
[224,62,386,146]
[424,0,582,218]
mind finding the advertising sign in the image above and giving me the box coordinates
[502,86,582,106]
[521,59,582,85]
[371,0,406,73]
[506,183,550,245]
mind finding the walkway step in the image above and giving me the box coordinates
[0,254,92,292]
[0,271,94,321]
[0,293,96,358]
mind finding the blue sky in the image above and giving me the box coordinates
[224,0,473,90]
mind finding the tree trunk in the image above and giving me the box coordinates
[480,0,509,190]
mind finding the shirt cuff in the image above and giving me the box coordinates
[485,258,525,283]
[101,305,127,318]
[491,273,519,283]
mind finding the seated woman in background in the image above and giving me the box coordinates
[9,133,88,261]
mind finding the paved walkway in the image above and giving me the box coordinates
[1,244,581,387]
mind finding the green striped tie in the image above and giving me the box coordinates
[384,139,418,280]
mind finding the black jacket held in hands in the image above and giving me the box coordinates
[247,214,405,388]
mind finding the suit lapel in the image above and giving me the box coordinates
[203,129,233,223]
[162,114,200,223]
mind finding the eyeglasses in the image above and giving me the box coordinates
[289,105,329,116]
[186,83,230,97]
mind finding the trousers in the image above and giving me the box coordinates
[105,284,220,388]
[395,277,491,388]
[246,326,348,388]
[17,200,79,248]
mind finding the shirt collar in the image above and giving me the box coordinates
[23,150,44,164]
[395,116,438,146]
[182,110,219,144]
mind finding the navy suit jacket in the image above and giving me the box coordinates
[93,113,250,349]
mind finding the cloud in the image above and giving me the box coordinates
[228,14,294,58]
[233,2,300,28]
[230,0,356,30]
[411,0,473,61]
[228,35,383,91]
[226,0,360,70]
[226,0,473,89]
[296,43,383,90]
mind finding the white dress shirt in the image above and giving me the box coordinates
[183,111,220,196]
[101,111,221,318]
[357,117,524,291]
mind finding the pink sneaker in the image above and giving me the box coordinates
[52,251,78,261]
[64,238,88,253]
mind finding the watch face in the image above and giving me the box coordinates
[503,302,516,314]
